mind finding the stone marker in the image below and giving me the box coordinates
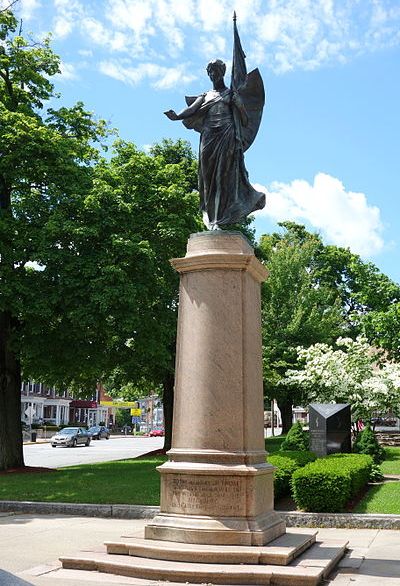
[309,403,351,458]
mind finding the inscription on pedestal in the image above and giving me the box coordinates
[166,476,245,516]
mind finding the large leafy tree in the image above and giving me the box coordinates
[315,244,400,331]
[362,303,400,361]
[0,9,201,469]
[259,222,344,432]
[0,9,112,470]
[260,222,400,433]
[93,138,202,450]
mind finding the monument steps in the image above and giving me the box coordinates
[60,536,347,585]
[104,529,317,565]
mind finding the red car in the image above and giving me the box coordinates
[149,428,164,437]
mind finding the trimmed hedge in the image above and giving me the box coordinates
[291,453,373,512]
[269,450,317,499]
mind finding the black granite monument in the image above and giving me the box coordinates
[309,403,351,457]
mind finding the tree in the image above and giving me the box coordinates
[314,244,400,333]
[92,138,202,451]
[259,222,344,432]
[0,9,109,470]
[362,302,400,362]
[259,222,400,433]
[282,337,400,422]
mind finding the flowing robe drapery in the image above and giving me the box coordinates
[183,70,265,228]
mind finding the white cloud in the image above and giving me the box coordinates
[47,0,400,81]
[78,49,93,57]
[57,61,78,80]
[254,173,385,257]
[99,60,196,89]
[52,0,84,39]
[19,0,41,20]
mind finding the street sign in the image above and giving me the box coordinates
[100,401,137,408]
[131,416,141,423]
[130,408,141,416]
[24,406,35,417]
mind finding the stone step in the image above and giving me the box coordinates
[105,529,317,566]
[60,539,347,585]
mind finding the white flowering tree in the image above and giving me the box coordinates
[281,337,400,421]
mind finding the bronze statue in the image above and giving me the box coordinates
[165,14,265,230]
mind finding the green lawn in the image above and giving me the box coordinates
[380,447,400,475]
[265,434,286,453]
[0,458,166,505]
[354,482,400,514]
[0,442,287,506]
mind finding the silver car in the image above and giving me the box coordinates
[51,427,91,448]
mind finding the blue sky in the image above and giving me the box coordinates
[7,0,400,283]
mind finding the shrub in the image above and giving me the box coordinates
[291,453,373,512]
[369,463,384,483]
[280,422,309,451]
[353,424,386,464]
[269,450,316,499]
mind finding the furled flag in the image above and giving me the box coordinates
[231,12,247,92]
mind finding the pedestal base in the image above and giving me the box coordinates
[145,460,286,546]
[145,510,286,546]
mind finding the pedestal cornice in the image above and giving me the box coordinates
[170,253,268,283]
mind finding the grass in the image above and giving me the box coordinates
[354,482,400,514]
[265,434,286,454]
[0,440,286,506]
[0,457,166,505]
[380,447,400,475]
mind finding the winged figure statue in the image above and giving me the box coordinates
[164,14,265,230]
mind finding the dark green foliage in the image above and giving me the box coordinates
[259,223,344,432]
[280,422,309,451]
[369,464,384,483]
[353,424,385,463]
[268,450,316,499]
[291,453,373,512]
[363,303,400,361]
[259,221,400,433]
[265,435,286,454]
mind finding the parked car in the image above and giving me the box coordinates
[88,425,110,440]
[149,428,164,437]
[51,427,91,448]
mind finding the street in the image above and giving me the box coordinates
[23,436,164,469]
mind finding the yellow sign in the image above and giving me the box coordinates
[100,401,137,408]
[130,408,141,416]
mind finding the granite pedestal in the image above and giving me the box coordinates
[145,231,285,545]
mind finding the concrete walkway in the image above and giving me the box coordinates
[1,513,400,585]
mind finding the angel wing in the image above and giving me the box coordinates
[238,68,265,152]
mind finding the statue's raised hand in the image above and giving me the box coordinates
[164,110,180,121]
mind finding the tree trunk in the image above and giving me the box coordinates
[277,398,293,435]
[162,371,174,453]
[0,310,24,471]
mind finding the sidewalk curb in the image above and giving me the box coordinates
[280,511,400,529]
[1,500,400,529]
[0,501,159,519]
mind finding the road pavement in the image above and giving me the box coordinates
[23,436,164,469]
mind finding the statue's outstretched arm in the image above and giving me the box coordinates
[164,95,204,121]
